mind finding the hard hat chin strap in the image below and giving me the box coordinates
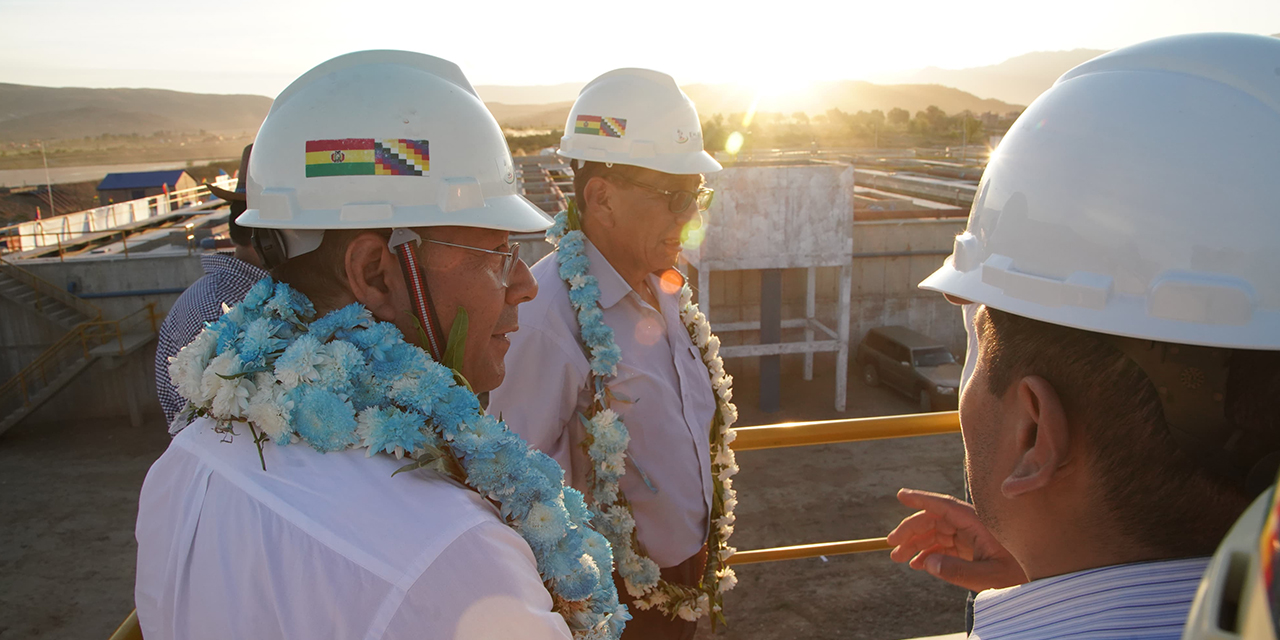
[388,228,446,362]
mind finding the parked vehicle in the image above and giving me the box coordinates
[855,326,961,412]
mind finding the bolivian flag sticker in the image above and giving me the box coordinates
[305,139,429,177]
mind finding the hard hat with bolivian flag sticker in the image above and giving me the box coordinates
[558,68,722,175]
[237,49,552,362]
[237,49,552,263]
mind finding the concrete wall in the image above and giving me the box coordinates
[1,253,204,424]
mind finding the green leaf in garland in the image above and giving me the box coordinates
[566,199,582,232]
[443,306,468,374]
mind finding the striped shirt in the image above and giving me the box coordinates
[971,557,1211,640]
[154,253,268,427]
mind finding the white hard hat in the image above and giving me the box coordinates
[1182,482,1278,640]
[558,68,722,175]
[920,33,1280,350]
[238,50,552,259]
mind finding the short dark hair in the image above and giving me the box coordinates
[977,306,1280,557]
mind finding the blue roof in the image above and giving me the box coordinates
[97,170,190,191]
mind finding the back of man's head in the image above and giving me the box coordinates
[976,306,1280,557]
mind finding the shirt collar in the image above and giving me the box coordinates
[585,239,635,310]
[972,557,1211,639]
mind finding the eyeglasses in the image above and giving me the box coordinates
[426,239,522,287]
[616,175,714,214]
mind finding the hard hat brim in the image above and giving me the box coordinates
[558,149,723,175]
[919,262,1280,351]
[237,194,553,234]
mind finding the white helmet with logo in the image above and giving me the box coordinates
[558,68,722,175]
[237,50,552,260]
[920,33,1280,350]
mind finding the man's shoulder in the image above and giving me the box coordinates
[162,420,505,577]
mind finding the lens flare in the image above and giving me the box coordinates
[680,212,706,251]
[725,131,745,155]
[658,269,684,295]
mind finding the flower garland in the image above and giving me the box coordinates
[168,278,628,640]
[546,206,740,625]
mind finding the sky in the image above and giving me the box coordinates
[1,0,1277,98]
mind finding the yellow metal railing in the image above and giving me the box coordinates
[0,255,103,320]
[727,411,961,566]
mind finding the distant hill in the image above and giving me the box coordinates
[889,49,1108,105]
[476,83,583,105]
[683,81,1021,118]
[0,84,271,142]
[486,81,1021,130]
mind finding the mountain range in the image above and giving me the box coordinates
[0,83,271,143]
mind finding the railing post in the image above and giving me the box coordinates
[121,231,129,258]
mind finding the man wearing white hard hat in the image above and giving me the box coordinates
[884,33,1280,638]
[134,51,628,640]
[489,69,737,638]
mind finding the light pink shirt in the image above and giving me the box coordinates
[489,240,715,568]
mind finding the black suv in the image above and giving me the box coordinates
[855,326,961,412]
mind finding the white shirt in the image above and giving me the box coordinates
[135,417,572,640]
[971,557,1210,640]
[489,240,716,568]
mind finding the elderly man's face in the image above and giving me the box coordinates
[418,226,537,393]
[608,169,704,273]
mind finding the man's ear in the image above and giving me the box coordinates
[582,176,618,229]
[1001,375,1070,498]
[344,231,403,322]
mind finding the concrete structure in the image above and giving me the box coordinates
[96,170,196,205]
[688,162,856,412]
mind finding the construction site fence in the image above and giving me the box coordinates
[0,303,157,419]
[0,178,235,255]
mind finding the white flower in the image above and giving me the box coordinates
[717,567,738,593]
[245,374,292,442]
[714,446,737,470]
[716,513,736,528]
[722,427,738,445]
[723,496,738,514]
[718,522,734,539]
[568,274,589,290]
[211,370,256,420]
[274,335,327,389]
[693,314,711,347]
[705,334,721,360]
[169,329,218,402]
[679,285,693,309]
[717,464,737,481]
[199,351,242,405]
[718,546,736,561]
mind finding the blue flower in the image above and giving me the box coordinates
[554,553,602,602]
[562,486,593,525]
[347,321,403,360]
[590,344,623,376]
[309,304,373,341]
[519,501,570,553]
[290,386,359,452]
[568,284,600,309]
[264,282,315,325]
[240,278,275,310]
[558,253,590,280]
[558,230,585,256]
[237,317,286,367]
[356,406,429,456]
[428,385,482,439]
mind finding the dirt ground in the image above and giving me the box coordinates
[0,353,968,640]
